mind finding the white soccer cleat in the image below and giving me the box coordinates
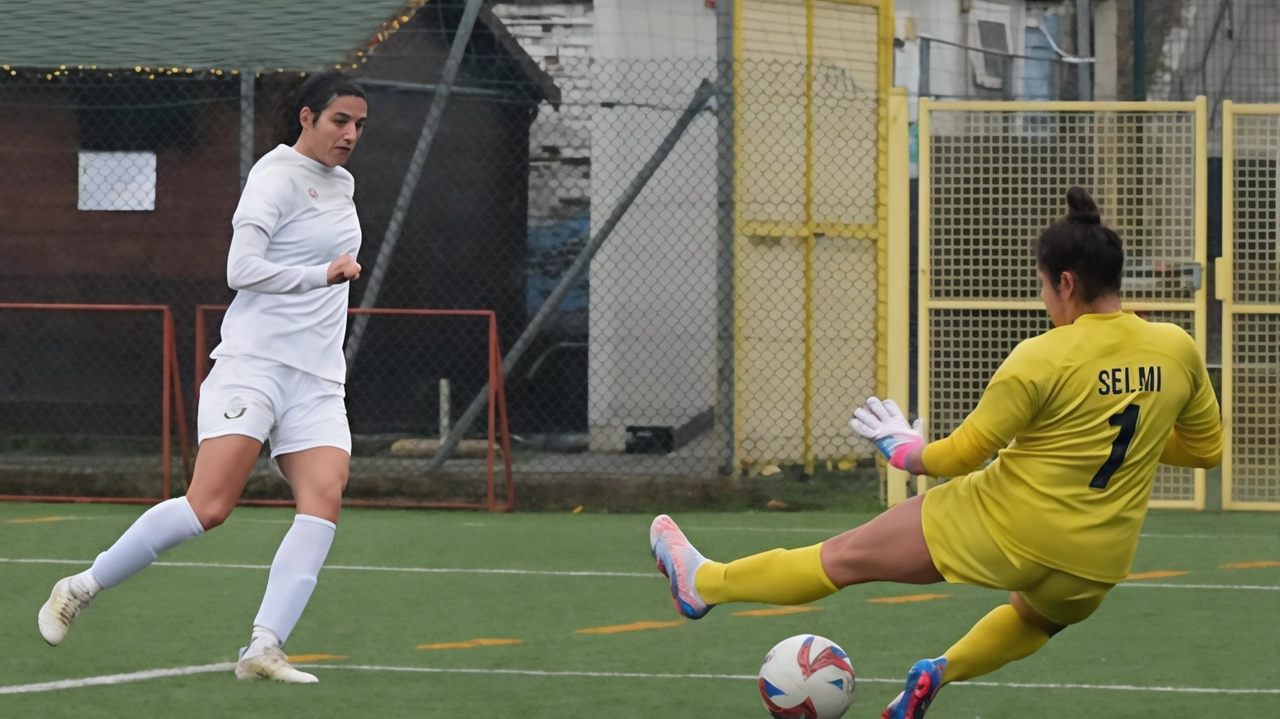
[649,514,713,619]
[235,644,319,684]
[38,576,95,647]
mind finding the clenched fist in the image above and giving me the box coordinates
[327,253,361,285]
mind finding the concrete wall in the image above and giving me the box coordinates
[587,0,719,450]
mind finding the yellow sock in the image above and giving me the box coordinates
[941,604,1051,684]
[694,543,838,606]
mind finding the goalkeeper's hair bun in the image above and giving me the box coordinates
[1034,186,1123,302]
[1065,186,1102,225]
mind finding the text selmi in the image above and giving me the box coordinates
[1097,366,1162,395]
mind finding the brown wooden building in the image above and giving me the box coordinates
[0,0,559,437]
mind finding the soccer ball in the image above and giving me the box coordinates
[757,634,855,719]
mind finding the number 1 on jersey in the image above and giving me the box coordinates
[1090,405,1140,490]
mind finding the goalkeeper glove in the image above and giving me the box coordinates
[850,397,924,472]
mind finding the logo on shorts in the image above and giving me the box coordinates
[224,395,247,420]
[308,187,318,199]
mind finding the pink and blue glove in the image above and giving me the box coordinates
[850,397,924,471]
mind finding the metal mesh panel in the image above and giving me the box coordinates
[1140,310,1198,504]
[1225,107,1280,509]
[1230,314,1280,505]
[735,0,885,473]
[922,104,1204,506]
[928,110,1199,303]
[1232,114,1280,305]
[927,309,1053,443]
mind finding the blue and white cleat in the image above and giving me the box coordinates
[649,514,712,619]
[881,657,947,719]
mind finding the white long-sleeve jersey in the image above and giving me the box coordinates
[210,145,362,383]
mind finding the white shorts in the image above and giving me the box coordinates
[197,355,351,457]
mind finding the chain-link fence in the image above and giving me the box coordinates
[0,0,896,507]
[734,0,889,484]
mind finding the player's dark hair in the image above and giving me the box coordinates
[1034,186,1125,302]
[275,70,366,145]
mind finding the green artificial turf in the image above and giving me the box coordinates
[0,504,1276,718]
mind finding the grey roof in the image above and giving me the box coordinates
[2,0,417,70]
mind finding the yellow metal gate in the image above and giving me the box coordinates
[917,99,1209,509]
[733,0,895,476]
[1219,101,1280,511]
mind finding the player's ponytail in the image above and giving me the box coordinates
[1035,187,1124,302]
[275,70,366,146]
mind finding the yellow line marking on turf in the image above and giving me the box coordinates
[417,639,524,650]
[867,594,950,604]
[1221,561,1280,569]
[287,654,348,663]
[731,607,823,617]
[6,517,65,524]
[1126,571,1189,580]
[575,620,684,635]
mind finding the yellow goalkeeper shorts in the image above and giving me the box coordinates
[921,478,1113,626]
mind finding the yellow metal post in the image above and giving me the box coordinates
[1193,95,1208,511]
[802,0,816,475]
[915,97,932,498]
[1219,100,1235,510]
[1218,103,1280,510]
[886,87,911,505]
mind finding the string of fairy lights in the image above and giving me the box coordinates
[0,1,425,82]
[0,65,353,83]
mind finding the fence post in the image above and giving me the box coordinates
[886,88,911,506]
[1076,0,1094,100]
[715,0,736,476]
[240,71,254,190]
[919,38,931,99]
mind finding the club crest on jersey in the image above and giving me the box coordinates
[308,188,318,199]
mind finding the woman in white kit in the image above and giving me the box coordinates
[38,71,368,684]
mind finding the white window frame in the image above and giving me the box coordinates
[78,151,156,212]
[968,0,1015,91]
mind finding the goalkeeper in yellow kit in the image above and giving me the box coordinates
[649,187,1222,718]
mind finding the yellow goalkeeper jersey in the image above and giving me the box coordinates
[921,311,1222,583]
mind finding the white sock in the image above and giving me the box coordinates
[89,497,205,589]
[244,625,282,657]
[70,569,103,597]
[252,514,336,646]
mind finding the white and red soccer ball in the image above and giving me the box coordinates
[757,634,856,719]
